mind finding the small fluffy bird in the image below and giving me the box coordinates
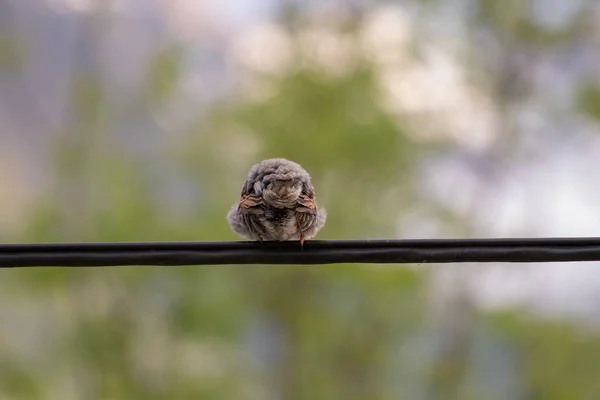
[227,158,327,245]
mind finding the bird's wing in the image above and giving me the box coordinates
[296,193,317,213]
[295,193,318,234]
[238,182,264,211]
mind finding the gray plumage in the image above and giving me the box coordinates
[227,158,327,243]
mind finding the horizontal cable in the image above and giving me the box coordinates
[2,237,600,267]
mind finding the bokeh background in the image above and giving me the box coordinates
[2,0,600,398]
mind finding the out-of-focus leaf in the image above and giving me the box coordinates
[69,73,107,128]
[0,34,22,71]
[578,84,600,122]
[0,360,42,399]
[144,45,182,104]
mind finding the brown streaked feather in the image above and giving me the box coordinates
[295,211,315,232]
[296,194,317,213]
[238,181,264,211]
[239,194,263,209]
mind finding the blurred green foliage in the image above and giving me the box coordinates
[2,1,600,399]
[477,0,589,45]
[0,34,22,72]
[490,312,600,399]
[144,46,183,105]
[578,85,600,122]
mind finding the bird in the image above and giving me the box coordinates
[227,158,327,246]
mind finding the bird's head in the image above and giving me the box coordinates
[262,176,303,208]
[247,158,313,208]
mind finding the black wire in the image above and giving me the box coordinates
[2,238,600,267]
